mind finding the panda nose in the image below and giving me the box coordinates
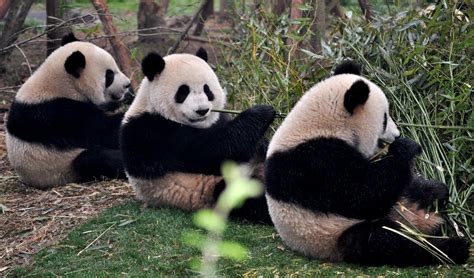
[196,109,209,116]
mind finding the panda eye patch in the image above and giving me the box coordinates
[105,69,115,88]
[175,85,190,104]
[204,84,214,101]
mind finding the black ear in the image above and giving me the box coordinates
[65,51,86,78]
[344,80,370,114]
[61,33,79,46]
[196,47,208,62]
[142,52,165,81]
[334,60,361,76]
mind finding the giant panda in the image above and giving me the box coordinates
[120,49,275,223]
[6,33,131,188]
[264,61,470,266]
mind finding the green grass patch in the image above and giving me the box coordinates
[13,202,472,276]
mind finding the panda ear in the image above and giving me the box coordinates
[344,80,370,114]
[61,33,79,46]
[334,60,361,76]
[196,47,208,62]
[65,51,86,78]
[142,52,165,81]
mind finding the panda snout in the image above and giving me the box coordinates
[110,93,124,101]
[195,108,209,116]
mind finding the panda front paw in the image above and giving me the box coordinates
[407,177,449,209]
[388,137,422,161]
[241,105,276,127]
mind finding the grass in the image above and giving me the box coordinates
[12,202,473,277]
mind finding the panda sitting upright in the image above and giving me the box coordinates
[265,61,469,266]
[120,49,275,223]
[6,33,130,188]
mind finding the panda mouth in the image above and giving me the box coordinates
[188,117,206,123]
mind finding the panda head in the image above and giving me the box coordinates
[269,61,400,158]
[137,48,225,128]
[60,34,131,105]
[17,33,131,106]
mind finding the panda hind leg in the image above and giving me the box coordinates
[73,149,126,182]
[337,218,469,266]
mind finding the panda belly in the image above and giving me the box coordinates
[266,195,362,261]
[6,133,82,188]
[129,173,223,211]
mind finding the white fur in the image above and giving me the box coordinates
[124,53,225,128]
[268,74,399,158]
[16,41,130,105]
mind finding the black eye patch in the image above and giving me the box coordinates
[383,113,388,132]
[204,84,214,101]
[175,85,190,103]
[105,69,115,88]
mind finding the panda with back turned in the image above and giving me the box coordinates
[6,33,130,188]
[265,61,470,266]
[120,48,275,223]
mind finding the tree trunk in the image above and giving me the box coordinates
[0,0,10,19]
[90,0,137,89]
[358,0,373,21]
[327,0,344,18]
[137,0,166,43]
[219,0,228,14]
[287,0,303,47]
[161,0,170,14]
[46,0,71,56]
[0,0,34,69]
[193,0,213,36]
[310,0,325,53]
[272,0,291,16]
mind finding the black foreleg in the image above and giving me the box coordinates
[338,219,469,266]
[73,149,126,182]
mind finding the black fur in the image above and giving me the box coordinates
[213,179,273,224]
[105,69,115,88]
[120,105,275,180]
[203,84,214,101]
[404,176,449,209]
[334,60,361,76]
[142,52,165,81]
[338,218,469,266]
[344,80,370,114]
[196,47,208,62]
[175,85,190,103]
[65,51,86,78]
[73,149,126,181]
[61,33,79,46]
[7,99,124,150]
[265,137,421,220]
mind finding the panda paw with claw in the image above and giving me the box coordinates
[388,137,422,161]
